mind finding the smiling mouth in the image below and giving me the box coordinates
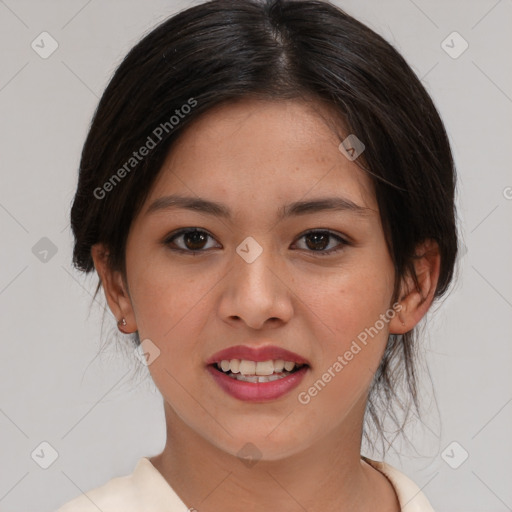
[211,359,308,383]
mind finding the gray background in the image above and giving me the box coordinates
[1,0,511,511]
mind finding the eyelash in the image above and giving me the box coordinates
[163,228,349,256]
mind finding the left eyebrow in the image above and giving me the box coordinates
[145,194,374,220]
[279,197,374,219]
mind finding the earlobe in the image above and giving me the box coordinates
[389,239,441,334]
[91,243,136,333]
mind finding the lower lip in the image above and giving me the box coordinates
[206,365,308,402]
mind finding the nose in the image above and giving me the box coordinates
[218,244,294,330]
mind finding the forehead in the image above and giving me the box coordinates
[144,98,377,215]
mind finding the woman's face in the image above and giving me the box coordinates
[123,98,398,460]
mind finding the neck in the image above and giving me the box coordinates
[149,400,399,512]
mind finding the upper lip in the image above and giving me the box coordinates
[206,344,310,366]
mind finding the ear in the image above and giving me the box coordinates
[389,239,441,334]
[91,243,137,334]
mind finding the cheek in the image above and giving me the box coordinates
[292,254,394,404]
[128,266,217,406]
[296,255,394,343]
[126,251,223,362]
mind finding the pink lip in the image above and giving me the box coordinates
[206,365,309,402]
[206,344,310,366]
[205,344,310,402]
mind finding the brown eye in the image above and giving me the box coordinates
[304,232,330,251]
[182,230,208,250]
[294,230,348,255]
[165,228,220,253]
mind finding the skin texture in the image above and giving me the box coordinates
[92,98,440,512]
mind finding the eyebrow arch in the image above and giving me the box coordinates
[145,194,374,220]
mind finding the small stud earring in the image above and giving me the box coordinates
[117,318,128,333]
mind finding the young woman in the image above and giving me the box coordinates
[57,0,458,510]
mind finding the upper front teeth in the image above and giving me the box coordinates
[218,359,299,376]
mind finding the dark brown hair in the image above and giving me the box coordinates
[70,0,458,452]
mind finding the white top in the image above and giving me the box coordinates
[55,457,435,512]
